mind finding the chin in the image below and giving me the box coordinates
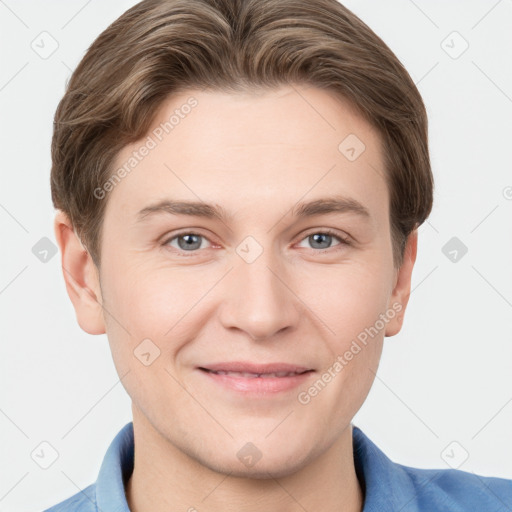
[208,458,309,480]
[198,443,314,480]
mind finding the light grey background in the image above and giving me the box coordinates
[1,0,511,510]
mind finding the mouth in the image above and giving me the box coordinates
[199,368,312,378]
[198,361,314,374]
[197,362,315,394]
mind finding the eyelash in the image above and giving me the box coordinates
[161,229,351,257]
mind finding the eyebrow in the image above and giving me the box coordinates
[136,195,371,223]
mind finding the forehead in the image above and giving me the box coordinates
[105,85,388,228]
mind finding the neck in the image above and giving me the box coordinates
[126,408,364,512]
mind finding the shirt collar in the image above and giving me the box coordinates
[352,425,420,511]
[95,422,419,512]
[95,422,133,512]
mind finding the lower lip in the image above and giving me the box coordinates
[198,369,314,394]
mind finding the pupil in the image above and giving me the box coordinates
[178,234,201,250]
[311,233,331,249]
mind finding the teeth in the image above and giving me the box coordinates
[211,370,303,378]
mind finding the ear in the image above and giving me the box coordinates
[54,210,106,335]
[385,229,418,337]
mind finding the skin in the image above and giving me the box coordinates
[55,84,417,512]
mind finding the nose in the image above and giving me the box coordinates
[218,246,301,341]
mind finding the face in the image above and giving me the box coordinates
[63,85,415,478]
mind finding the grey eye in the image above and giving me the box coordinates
[167,233,208,251]
[308,233,334,249]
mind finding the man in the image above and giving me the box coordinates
[46,0,512,510]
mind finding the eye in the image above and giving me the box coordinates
[296,229,351,251]
[163,232,212,253]
[161,229,351,256]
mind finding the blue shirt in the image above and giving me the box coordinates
[44,421,512,511]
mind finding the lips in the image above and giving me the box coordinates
[198,361,315,394]
[202,369,309,378]
[198,361,314,378]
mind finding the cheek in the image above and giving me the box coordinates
[325,338,382,428]
[101,261,221,358]
[104,262,192,323]
[297,261,392,341]
[99,265,206,403]
[294,263,389,407]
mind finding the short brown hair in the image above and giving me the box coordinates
[51,0,433,269]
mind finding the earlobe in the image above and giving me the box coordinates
[54,210,106,335]
[385,229,418,337]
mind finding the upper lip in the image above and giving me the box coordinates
[198,361,314,374]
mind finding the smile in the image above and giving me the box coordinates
[198,366,315,394]
[202,369,310,378]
